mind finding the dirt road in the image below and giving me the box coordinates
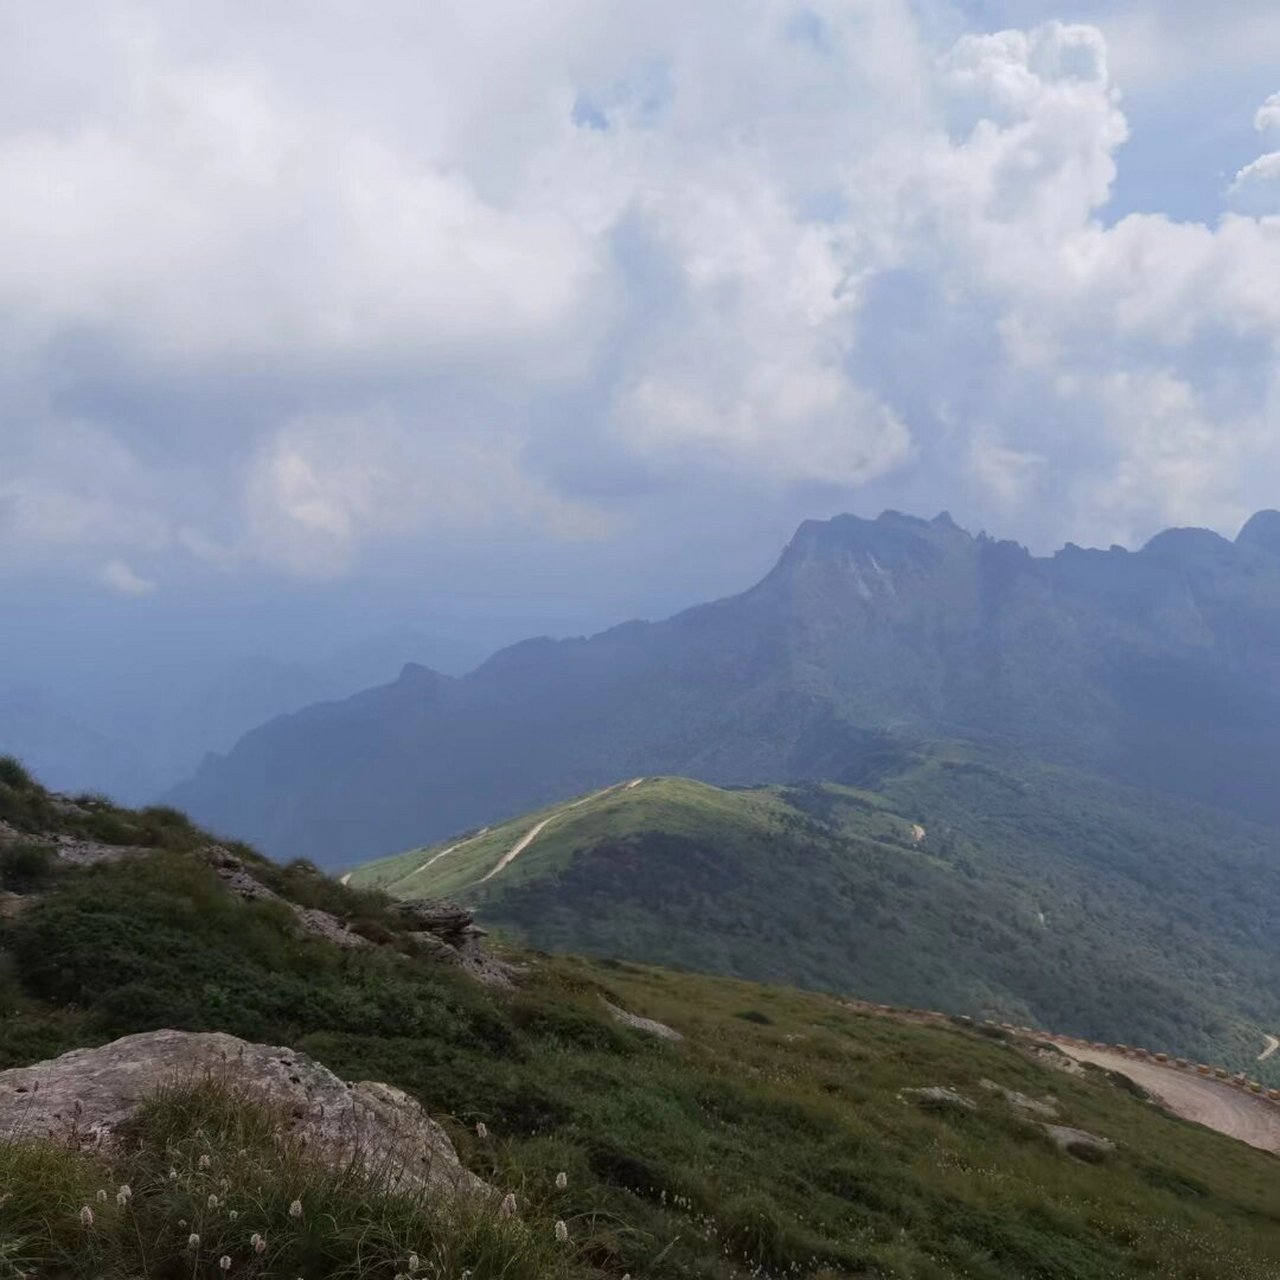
[1058,1044,1280,1154]
[480,779,644,883]
[1259,1034,1279,1063]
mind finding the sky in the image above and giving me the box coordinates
[4,0,1280,753]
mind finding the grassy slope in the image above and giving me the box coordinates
[4,762,1280,1276]
[4,863,1280,1272]
[350,753,1280,1071]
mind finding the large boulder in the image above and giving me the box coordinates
[0,1030,487,1198]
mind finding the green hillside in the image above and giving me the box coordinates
[7,761,1280,1279]
[350,750,1280,1071]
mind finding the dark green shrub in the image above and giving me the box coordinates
[0,756,35,790]
[80,809,141,846]
[0,843,55,892]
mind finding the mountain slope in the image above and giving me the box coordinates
[7,763,1280,1279]
[169,508,1280,866]
[349,755,1280,1069]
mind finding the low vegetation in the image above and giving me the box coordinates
[1,1078,574,1280]
[6,762,1280,1277]
[352,750,1280,1072]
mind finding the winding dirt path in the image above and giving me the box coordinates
[407,827,489,879]
[1259,1034,1279,1063]
[479,779,645,883]
[1058,1044,1280,1154]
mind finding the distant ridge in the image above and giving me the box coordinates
[347,760,1280,1067]
[169,509,1280,865]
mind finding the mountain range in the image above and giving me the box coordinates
[169,508,1280,867]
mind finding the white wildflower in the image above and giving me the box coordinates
[229,1210,239,1222]
[554,1220,569,1244]
[498,1192,518,1219]
[407,1253,420,1274]
[188,1234,201,1250]
[96,1189,107,1203]
[289,1199,303,1219]
[555,1171,568,1190]
[219,1256,232,1272]
[79,1205,94,1228]
[168,1167,179,1181]
[207,1193,219,1209]
[475,1121,488,1139]
[252,1233,267,1255]
[198,1154,211,1169]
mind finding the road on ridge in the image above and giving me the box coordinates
[1059,1044,1280,1154]
[480,779,646,883]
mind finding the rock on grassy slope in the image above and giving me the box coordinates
[8,759,1280,1277]
[349,754,1280,1074]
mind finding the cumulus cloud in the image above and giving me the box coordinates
[99,559,158,597]
[1256,93,1280,133]
[242,408,614,579]
[3,0,1280,586]
[1230,91,1280,206]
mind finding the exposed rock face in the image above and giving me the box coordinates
[0,1030,488,1198]
[1042,1124,1114,1160]
[980,1079,1059,1118]
[900,1086,977,1112]
[207,847,372,950]
[0,818,146,868]
[392,899,520,988]
[601,998,682,1042]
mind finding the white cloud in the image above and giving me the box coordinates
[1230,151,1280,201]
[99,558,158,596]
[1230,91,1280,207]
[0,420,174,566]
[4,2,1280,580]
[242,408,614,578]
[1256,93,1280,134]
[1099,4,1280,94]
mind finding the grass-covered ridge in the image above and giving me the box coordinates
[350,751,1280,1072]
[7,759,1280,1277]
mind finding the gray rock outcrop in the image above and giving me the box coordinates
[207,847,372,950]
[900,1085,977,1113]
[601,998,683,1042]
[0,1030,488,1198]
[1042,1124,1114,1160]
[392,899,520,987]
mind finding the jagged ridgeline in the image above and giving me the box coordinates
[7,758,1280,1278]
[349,752,1280,1072]
[170,509,1280,868]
